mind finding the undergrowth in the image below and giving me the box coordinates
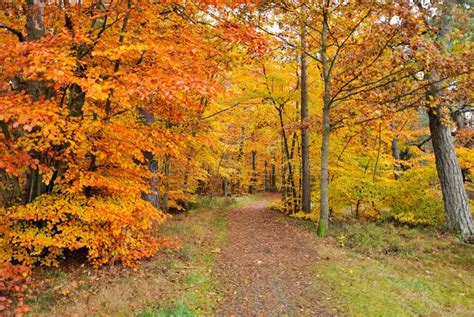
[313,220,474,316]
[141,302,194,317]
[27,195,249,316]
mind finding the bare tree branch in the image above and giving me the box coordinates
[0,22,25,42]
[327,9,373,77]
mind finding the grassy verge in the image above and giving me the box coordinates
[312,221,474,316]
[28,195,255,316]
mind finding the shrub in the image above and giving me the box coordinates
[1,194,170,268]
[0,263,45,316]
[384,166,445,226]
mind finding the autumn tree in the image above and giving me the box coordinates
[247,1,418,235]
[0,0,265,271]
[410,0,474,241]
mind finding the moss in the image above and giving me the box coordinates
[317,221,326,237]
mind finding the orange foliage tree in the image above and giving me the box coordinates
[0,0,264,278]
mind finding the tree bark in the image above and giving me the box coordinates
[373,123,382,181]
[222,176,229,197]
[24,0,49,203]
[271,161,277,191]
[264,160,270,191]
[300,24,311,213]
[391,136,401,177]
[138,109,162,209]
[142,151,161,210]
[68,84,85,117]
[423,1,474,242]
[0,123,22,203]
[236,127,245,193]
[26,0,45,41]
[278,108,298,212]
[281,134,288,203]
[162,154,170,212]
[391,121,401,179]
[317,8,331,237]
[428,108,474,241]
[249,149,257,194]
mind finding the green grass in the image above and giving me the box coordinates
[141,303,194,317]
[162,204,230,314]
[188,196,236,210]
[313,220,474,316]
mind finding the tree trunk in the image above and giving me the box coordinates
[281,135,288,204]
[249,149,257,194]
[236,127,245,193]
[391,135,401,179]
[24,0,48,203]
[319,106,331,237]
[417,0,474,243]
[300,25,311,214]
[271,161,277,191]
[428,108,474,241]
[222,176,229,197]
[317,8,331,237]
[373,123,382,181]
[278,107,298,212]
[0,123,22,204]
[68,84,86,117]
[264,160,270,191]
[162,154,170,212]
[392,122,401,179]
[139,110,161,209]
[26,0,45,41]
[142,151,161,210]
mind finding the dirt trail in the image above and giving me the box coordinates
[215,194,331,316]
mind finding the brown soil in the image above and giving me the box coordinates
[215,194,332,316]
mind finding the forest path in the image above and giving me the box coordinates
[214,194,331,316]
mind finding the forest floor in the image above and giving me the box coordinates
[28,194,474,316]
[214,194,334,316]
